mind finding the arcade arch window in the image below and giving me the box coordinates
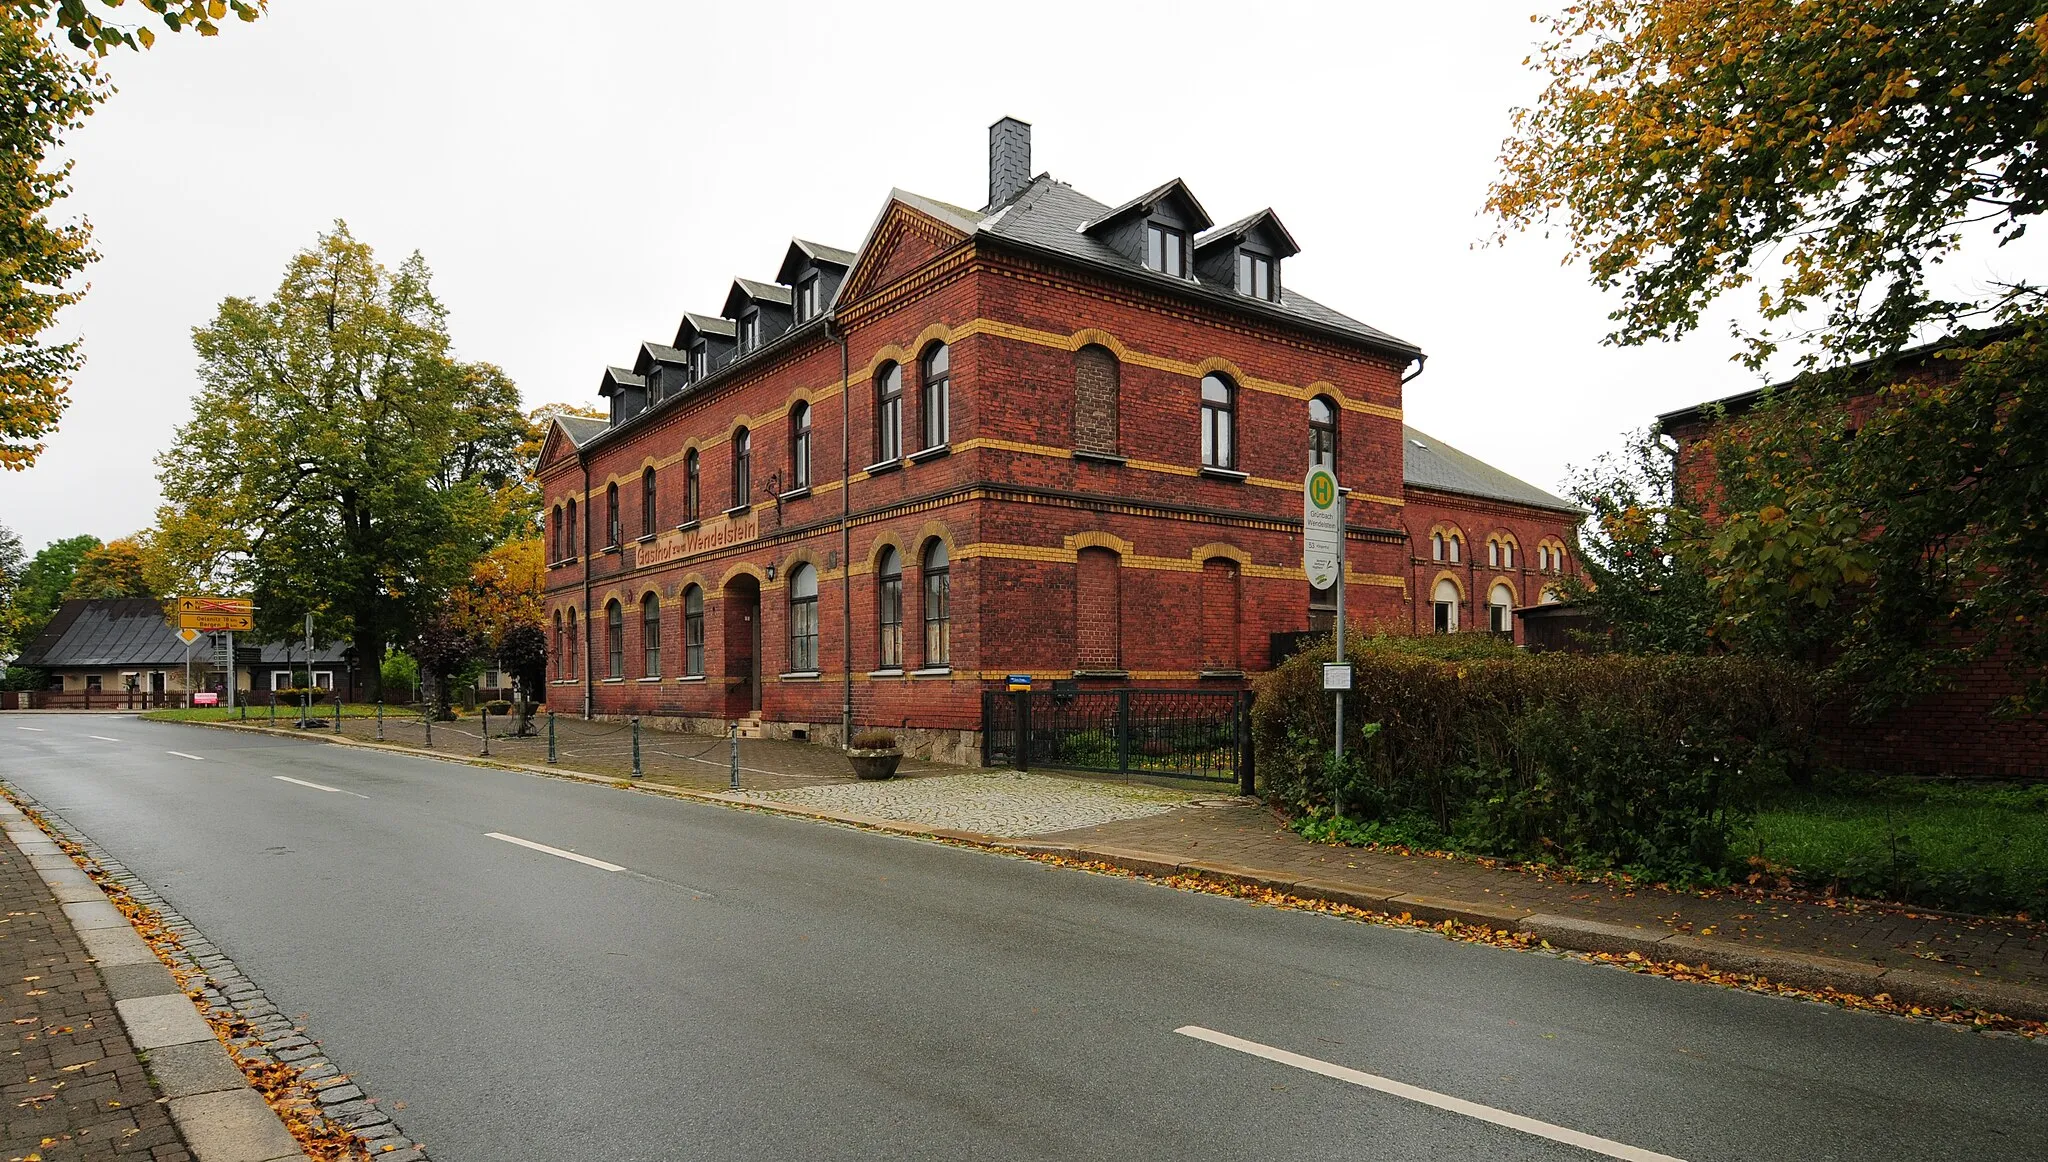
[1489,583,1514,635]
[1433,579,1460,634]
[790,402,811,490]
[922,541,951,667]
[731,427,751,509]
[1309,396,1337,472]
[1200,374,1236,470]
[683,585,705,676]
[641,593,661,676]
[877,547,903,669]
[875,362,903,463]
[788,564,819,673]
[605,600,623,679]
[921,343,950,450]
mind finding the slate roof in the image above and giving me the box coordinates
[972,177,1418,357]
[1080,177,1214,234]
[792,239,856,267]
[1195,209,1300,258]
[1402,426,1581,514]
[640,342,687,365]
[19,600,349,668]
[554,414,608,447]
[731,277,792,306]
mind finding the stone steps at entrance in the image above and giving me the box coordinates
[735,713,766,740]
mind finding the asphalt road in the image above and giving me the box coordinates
[2,713,2041,1161]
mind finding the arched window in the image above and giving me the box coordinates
[1448,533,1463,563]
[566,608,577,678]
[1200,374,1236,470]
[731,427,751,509]
[551,505,563,562]
[1489,583,1514,635]
[875,362,902,462]
[565,498,577,555]
[605,600,624,679]
[1074,345,1120,455]
[921,343,950,449]
[605,482,621,547]
[683,585,705,675]
[922,541,950,667]
[552,610,563,679]
[1553,545,1567,572]
[1076,547,1121,670]
[790,401,811,490]
[876,547,903,669]
[1541,586,1562,605]
[641,593,661,676]
[641,468,658,538]
[1433,579,1460,634]
[685,450,700,523]
[1501,539,1514,570]
[1431,531,1444,561]
[1539,544,1552,572]
[1200,557,1242,672]
[1309,396,1337,472]
[788,564,819,672]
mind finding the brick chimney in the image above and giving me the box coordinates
[987,117,1032,210]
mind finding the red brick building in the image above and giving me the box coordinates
[538,120,1582,759]
[1658,342,2046,777]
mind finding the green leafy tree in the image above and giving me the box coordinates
[152,223,530,702]
[0,521,25,660]
[1490,1,2048,710]
[1562,430,1719,655]
[1,532,97,683]
[2,2,264,470]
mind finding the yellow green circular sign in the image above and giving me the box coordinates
[1308,471,1336,509]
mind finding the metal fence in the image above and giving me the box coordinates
[982,688,1252,790]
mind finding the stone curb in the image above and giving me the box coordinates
[168,718,2048,1026]
[1,799,313,1162]
[3,786,434,1160]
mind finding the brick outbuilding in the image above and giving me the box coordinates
[538,120,1582,759]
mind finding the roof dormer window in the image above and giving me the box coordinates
[1237,251,1275,300]
[738,310,760,353]
[795,274,821,323]
[690,341,708,381]
[1145,222,1186,277]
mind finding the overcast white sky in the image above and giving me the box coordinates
[4,0,2037,555]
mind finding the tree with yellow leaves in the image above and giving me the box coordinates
[2,2,264,470]
[1493,1,2048,712]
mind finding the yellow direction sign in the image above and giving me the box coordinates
[172,596,255,632]
[177,627,202,645]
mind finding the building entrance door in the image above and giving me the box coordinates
[722,575,761,717]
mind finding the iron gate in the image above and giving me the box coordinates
[982,688,1251,790]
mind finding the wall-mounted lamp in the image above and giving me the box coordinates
[764,563,777,581]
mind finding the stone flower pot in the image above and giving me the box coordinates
[846,747,903,780]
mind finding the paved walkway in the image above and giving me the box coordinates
[0,826,191,1161]
[1029,805,2048,996]
[733,770,1194,835]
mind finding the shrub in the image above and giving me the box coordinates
[850,729,898,750]
[481,699,513,716]
[1254,634,1817,879]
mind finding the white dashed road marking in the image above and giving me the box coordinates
[1175,1026,1686,1162]
[16,726,43,732]
[274,776,369,799]
[486,832,625,872]
[165,751,205,761]
[89,735,121,742]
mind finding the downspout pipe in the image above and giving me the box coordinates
[833,317,854,747]
[581,454,594,720]
[1401,353,1425,636]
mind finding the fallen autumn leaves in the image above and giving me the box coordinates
[6,792,381,1161]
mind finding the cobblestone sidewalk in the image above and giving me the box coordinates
[733,771,1201,836]
[0,827,191,1161]
[1032,806,2048,997]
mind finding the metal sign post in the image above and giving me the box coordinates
[1303,465,1346,764]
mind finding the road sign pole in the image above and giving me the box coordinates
[224,631,235,711]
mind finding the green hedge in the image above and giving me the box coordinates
[1253,636,1817,879]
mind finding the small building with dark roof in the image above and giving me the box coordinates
[536,119,1584,759]
[14,599,357,707]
